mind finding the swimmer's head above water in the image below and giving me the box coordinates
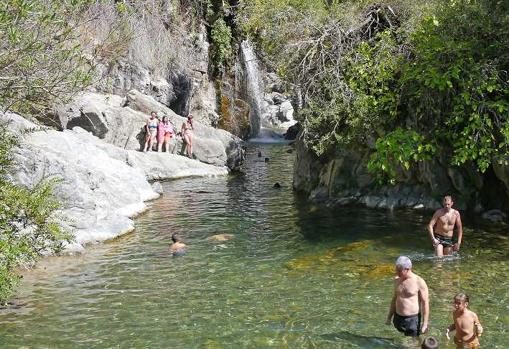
[171,233,183,243]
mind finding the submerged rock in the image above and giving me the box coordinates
[207,234,235,242]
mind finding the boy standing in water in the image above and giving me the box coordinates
[446,293,483,348]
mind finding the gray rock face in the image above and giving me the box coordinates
[293,136,454,211]
[2,112,229,251]
[481,209,507,222]
[57,90,245,170]
[293,134,509,212]
[125,90,245,170]
[56,92,147,150]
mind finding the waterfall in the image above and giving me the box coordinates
[240,40,264,138]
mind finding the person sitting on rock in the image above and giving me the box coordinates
[169,233,187,256]
[181,114,194,158]
[143,111,159,152]
[157,115,174,153]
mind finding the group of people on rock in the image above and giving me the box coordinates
[142,111,194,157]
[387,196,483,348]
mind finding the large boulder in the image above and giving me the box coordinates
[56,92,147,150]
[125,89,245,170]
[56,90,245,170]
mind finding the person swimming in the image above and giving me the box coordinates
[169,233,187,256]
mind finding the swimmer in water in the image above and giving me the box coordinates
[169,233,187,256]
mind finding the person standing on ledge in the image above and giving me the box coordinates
[181,114,194,158]
[386,256,430,337]
[427,195,463,257]
[143,111,159,152]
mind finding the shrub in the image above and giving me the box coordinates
[0,124,70,303]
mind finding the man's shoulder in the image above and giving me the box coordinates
[413,273,428,286]
[433,207,445,216]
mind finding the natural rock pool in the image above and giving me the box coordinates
[1,144,508,348]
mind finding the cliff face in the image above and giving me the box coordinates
[293,135,509,217]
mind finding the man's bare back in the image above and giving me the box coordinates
[428,196,463,257]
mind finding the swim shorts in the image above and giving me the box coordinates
[454,335,480,348]
[393,313,421,337]
[436,234,454,248]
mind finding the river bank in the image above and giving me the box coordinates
[2,112,237,252]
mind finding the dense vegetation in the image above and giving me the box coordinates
[239,0,509,183]
[0,125,71,303]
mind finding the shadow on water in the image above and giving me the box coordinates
[320,331,406,348]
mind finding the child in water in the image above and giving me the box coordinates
[169,233,187,256]
[446,293,483,348]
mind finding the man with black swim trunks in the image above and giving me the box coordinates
[428,195,463,257]
[386,256,430,337]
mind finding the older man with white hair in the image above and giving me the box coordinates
[386,256,430,337]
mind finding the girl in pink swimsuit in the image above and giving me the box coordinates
[157,116,174,152]
[181,115,194,158]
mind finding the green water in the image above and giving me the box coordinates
[0,144,508,348]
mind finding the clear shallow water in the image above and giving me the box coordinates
[0,144,508,349]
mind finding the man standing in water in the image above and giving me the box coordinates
[427,195,463,257]
[386,256,430,337]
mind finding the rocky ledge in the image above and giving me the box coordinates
[3,112,232,252]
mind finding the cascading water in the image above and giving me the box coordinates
[240,40,298,142]
[240,40,264,138]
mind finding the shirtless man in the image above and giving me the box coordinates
[386,256,430,337]
[446,293,483,348]
[428,195,463,257]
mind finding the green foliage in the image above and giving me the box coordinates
[0,0,94,116]
[0,125,70,303]
[242,0,509,184]
[367,128,436,184]
[210,17,233,70]
[400,4,509,174]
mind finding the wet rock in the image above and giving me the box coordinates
[481,209,507,222]
[284,123,300,140]
[207,234,235,242]
[151,181,163,195]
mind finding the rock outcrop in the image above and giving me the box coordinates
[293,133,509,216]
[2,112,229,251]
[56,90,245,171]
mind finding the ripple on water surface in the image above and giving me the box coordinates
[0,144,508,348]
